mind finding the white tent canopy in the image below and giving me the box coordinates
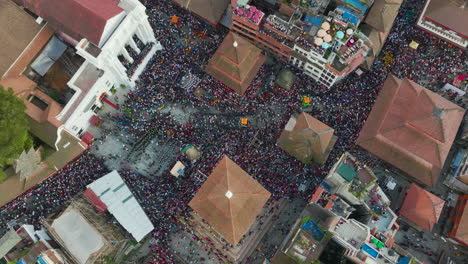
[170,161,186,177]
[87,171,154,242]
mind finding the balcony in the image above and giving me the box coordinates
[233,5,264,26]
[417,19,467,48]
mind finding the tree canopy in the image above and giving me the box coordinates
[0,85,32,181]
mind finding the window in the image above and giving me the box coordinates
[28,95,48,110]
[91,104,100,113]
[72,126,78,131]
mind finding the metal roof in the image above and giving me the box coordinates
[87,170,154,242]
[337,163,357,182]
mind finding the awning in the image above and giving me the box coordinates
[409,40,419,49]
[453,74,466,87]
[452,151,464,176]
[30,36,67,76]
[442,83,465,96]
[83,188,107,213]
[397,256,411,264]
[386,181,397,190]
[453,151,463,167]
[81,132,94,144]
[89,115,101,126]
[170,161,185,177]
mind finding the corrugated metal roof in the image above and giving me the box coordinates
[87,171,154,242]
[337,163,357,182]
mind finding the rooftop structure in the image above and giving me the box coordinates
[448,194,468,246]
[0,231,22,260]
[1,224,64,264]
[399,184,445,231]
[205,32,266,95]
[0,76,63,147]
[310,152,401,251]
[360,0,403,70]
[44,197,128,264]
[0,0,44,77]
[189,155,271,245]
[277,112,337,164]
[170,0,231,25]
[84,170,154,242]
[323,153,399,243]
[231,0,398,87]
[310,186,354,218]
[276,203,338,263]
[16,0,125,47]
[357,75,465,187]
[416,0,468,48]
[332,218,370,249]
[50,208,105,264]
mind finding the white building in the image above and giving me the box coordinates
[84,170,154,242]
[288,6,370,88]
[56,0,162,138]
[17,0,162,141]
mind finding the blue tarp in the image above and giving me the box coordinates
[453,151,463,167]
[321,181,332,191]
[338,6,360,24]
[452,151,464,176]
[397,256,411,264]
[16,259,26,264]
[342,0,369,15]
[37,257,47,264]
[302,220,325,241]
[304,14,323,27]
[302,220,312,230]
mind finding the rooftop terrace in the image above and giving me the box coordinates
[333,218,370,249]
[233,4,265,25]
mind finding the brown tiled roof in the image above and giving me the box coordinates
[357,75,465,186]
[19,0,123,46]
[174,0,230,24]
[422,0,468,37]
[5,24,54,78]
[189,155,271,245]
[361,0,402,70]
[364,0,403,33]
[0,0,42,77]
[277,112,336,164]
[205,32,265,95]
[399,184,445,231]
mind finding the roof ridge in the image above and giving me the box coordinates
[422,189,443,221]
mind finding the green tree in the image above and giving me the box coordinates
[0,85,32,182]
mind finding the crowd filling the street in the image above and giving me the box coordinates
[0,0,467,263]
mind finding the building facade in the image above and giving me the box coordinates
[416,0,468,48]
[13,0,161,143]
[229,0,404,88]
[447,194,468,246]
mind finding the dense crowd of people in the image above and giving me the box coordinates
[0,0,466,263]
